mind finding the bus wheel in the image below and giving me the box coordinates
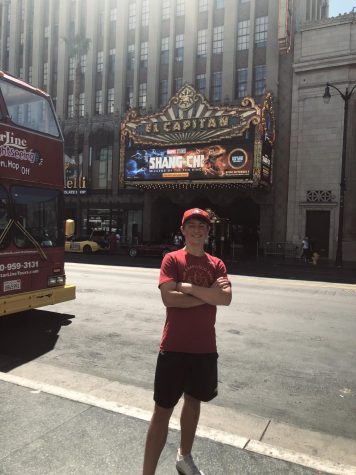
[83,245,92,254]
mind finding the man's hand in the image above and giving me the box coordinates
[211,277,230,289]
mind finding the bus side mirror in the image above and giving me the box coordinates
[65,219,75,239]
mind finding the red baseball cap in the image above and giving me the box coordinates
[182,208,210,225]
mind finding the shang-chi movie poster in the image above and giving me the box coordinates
[124,141,254,181]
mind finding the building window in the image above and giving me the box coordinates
[68,94,74,118]
[80,55,86,74]
[255,16,268,47]
[69,57,75,81]
[197,29,207,57]
[109,49,116,72]
[160,79,169,106]
[140,41,148,68]
[175,34,184,61]
[199,0,208,12]
[127,44,135,70]
[236,68,248,98]
[79,92,85,117]
[211,71,222,102]
[128,2,136,30]
[44,26,49,38]
[95,90,103,115]
[196,73,206,96]
[237,20,250,51]
[110,8,117,21]
[162,0,170,19]
[175,77,183,93]
[19,67,24,80]
[97,51,104,72]
[213,26,224,54]
[139,82,147,109]
[28,65,32,83]
[92,146,112,189]
[161,37,169,65]
[20,32,24,46]
[107,88,115,113]
[126,85,134,108]
[254,65,266,96]
[216,0,224,8]
[142,0,149,26]
[176,0,185,17]
[43,62,48,87]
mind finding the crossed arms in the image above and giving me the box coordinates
[160,277,232,308]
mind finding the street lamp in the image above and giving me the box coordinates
[323,82,356,267]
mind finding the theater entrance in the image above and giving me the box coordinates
[149,192,260,258]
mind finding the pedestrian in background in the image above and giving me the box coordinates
[142,208,232,475]
[301,236,312,263]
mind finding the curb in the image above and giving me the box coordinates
[1,372,355,475]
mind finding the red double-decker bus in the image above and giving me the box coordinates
[0,71,75,316]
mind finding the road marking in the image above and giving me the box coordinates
[1,371,355,475]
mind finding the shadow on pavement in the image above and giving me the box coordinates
[65,253,356,284]
[0,310,74,372]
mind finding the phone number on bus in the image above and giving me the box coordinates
[0,261,39,272]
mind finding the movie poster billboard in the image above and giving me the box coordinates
[124,141,254,182]
[260,140,273,185]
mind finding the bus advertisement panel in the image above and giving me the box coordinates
[125,141,254,182]
[0,71,75,316]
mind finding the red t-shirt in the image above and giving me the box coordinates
[158,249,228,353]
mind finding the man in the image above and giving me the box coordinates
[143,208,232,475]
[301,236,312,263]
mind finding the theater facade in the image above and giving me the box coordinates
[120,84,275,256]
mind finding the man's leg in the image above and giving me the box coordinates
[143,403,174,475]
[179,393,201,456]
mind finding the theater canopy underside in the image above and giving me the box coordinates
[120,84,275,190]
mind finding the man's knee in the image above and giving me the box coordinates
[183,393,201,410]
[151,404,174,426]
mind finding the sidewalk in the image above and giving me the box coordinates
[226,256,356,284]
[0,379,330,475]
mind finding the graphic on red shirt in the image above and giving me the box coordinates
[183,264,214,287]
[158,249,228,353]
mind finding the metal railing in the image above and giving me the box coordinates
[262,241,300,258]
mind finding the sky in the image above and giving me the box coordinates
[329,0,355,16]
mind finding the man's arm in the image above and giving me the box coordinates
[160,280,206,308]
[177,277,232,306]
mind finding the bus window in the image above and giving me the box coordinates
[0,186,11,250]
[0,78,60,137]
[11,186,64,248]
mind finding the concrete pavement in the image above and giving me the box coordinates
[0,377,334,475]
[1,370,356,475]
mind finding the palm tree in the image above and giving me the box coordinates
[63,34,91,235]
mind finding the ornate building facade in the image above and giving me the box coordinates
[0,0,331,257]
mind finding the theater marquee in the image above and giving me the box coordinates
[119,84,275,190]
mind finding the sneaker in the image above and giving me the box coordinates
[176,452,205,475]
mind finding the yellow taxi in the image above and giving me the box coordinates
[65,238,102,254]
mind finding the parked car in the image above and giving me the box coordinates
[128,242,178,258]
[65,237,105,254]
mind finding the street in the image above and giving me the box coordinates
[1,259,356,474]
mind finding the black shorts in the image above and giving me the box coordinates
[154,351,218,409]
